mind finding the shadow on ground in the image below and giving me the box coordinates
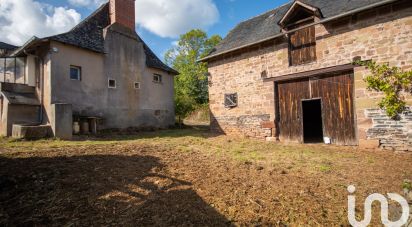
[73,125,223,142]
[0,154,230,226]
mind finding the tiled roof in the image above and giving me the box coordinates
[0,42,18,51]
[45,3,177,74]
[49,3,109,53]
[208,0,397,58]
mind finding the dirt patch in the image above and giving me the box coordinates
[0,129,411,226]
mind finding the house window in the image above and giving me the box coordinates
[70,66,81,80]
[108,79,116,88]
[224,93,238,108]
[153,74,162,83]
[134,82,140,89]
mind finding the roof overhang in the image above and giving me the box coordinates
[10,36,41,57]
[148,66,179,76]
[263,64,357,83]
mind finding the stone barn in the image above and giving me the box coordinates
[201,0,412,151]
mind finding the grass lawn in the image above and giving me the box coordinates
[0,127,411,226]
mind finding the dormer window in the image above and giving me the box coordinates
[279,1,320,66]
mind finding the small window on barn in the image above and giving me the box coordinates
[134,82,140,89]
[224,93,238,108]
[153,74,162,83]
[70,66,81,80]
[108,79,116,88]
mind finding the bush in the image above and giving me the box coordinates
[175,95,196,127]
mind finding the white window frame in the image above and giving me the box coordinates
[134,82,140,89]
[108,78,116,88]
[70,65,81,81]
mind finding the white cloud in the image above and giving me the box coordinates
[0,0,81,46]
[68,0,106,8]
[135,0,219,38]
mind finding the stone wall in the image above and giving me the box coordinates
[211,114,271,139]
[208,58,275,138]
[365,108,412,151]
[208,1,412,148]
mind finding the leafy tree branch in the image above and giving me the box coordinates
[355,60,412,118]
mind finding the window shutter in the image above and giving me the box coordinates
[289,25,316,66]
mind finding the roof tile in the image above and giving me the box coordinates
[48,3,177,74]
[209,0,393,57]
[0,42,18,51]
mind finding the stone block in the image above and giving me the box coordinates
[266,137,278,142]
[261,121,275,129]
[51,103,73,140]
[359,139,380,149]
[358,129,367,140]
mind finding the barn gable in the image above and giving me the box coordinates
[278,1,322,28]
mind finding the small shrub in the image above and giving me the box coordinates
[318,164,332,173]
[403,180,412,191]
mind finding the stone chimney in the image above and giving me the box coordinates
[109,0,136,30]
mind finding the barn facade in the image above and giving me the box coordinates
[202,0,412,151]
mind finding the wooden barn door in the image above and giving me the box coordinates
[277,79,310,143]
[276,71,357,145]
[311,72,357,145]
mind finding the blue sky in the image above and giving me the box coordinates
[0,0,290,61]
[134,0,290,58]
[143,0,290,58]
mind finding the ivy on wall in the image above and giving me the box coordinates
[355,60,412,119]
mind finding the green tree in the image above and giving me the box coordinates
[355,60,412,118]
[174,94,196,127]
[165,29,222,124]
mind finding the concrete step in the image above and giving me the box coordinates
[12,124,52,140]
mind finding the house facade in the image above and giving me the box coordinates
[202,0,412,151]
[0,0,178,139]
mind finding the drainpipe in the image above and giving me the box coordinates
[39,57,44,125]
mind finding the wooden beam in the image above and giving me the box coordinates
[263,64,357,82]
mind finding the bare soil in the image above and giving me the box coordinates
[0,128,411,226]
